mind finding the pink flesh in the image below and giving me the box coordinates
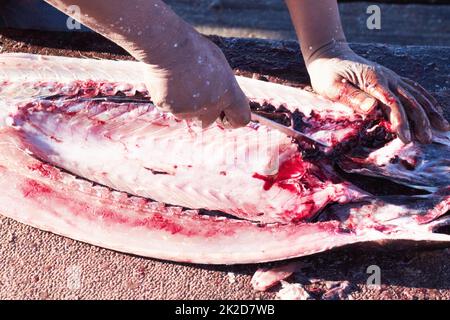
[0,127,369,264]
[0,127,448,265]
[8,80,365,224]
[0,53,449,265]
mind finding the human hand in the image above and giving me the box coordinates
[143,30,250,128]
[306,42,449,144]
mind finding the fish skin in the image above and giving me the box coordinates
[0,53,449,265]
[339,132,450,192]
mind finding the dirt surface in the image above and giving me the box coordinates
[0,29,449,300]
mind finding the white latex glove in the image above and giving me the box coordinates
[307,43,449,143]
[144,30,250,128]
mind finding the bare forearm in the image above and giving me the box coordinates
[285,0,348,65]
[44,0,195,66]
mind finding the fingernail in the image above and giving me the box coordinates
[361,97,377,112]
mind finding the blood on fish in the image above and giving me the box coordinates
[45,182,237,237]
[93,119,106,126]
[400,159,417,171]
[96,207,129,224]
[150,120,170,127]
[253,155,309,192]
[136,213,185,235]
[79,80,100,96]
[1,54,449,266]
[28,163,61,181]
[21,179,53,198]
[252,173,273,191]
[373,224,393,232]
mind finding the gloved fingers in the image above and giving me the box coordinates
[197,108,222,129]
[365,83,412,144]
[400,79,450,131]
[396,85,433,144]
[334,79,378,114]
[401,77,445,114]
[220,88,251,129]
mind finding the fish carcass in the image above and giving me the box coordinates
[0,53,448,264]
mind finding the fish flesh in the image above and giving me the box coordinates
[0,53,449,264]
[1,55,366,224]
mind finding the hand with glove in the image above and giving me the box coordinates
[286,0,449,143]
[142,26,250,128]
[45,0,250,128]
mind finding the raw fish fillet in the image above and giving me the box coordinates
[0,53,448,264]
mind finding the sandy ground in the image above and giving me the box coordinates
[3,213,450,300]
[0,26,449,300]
